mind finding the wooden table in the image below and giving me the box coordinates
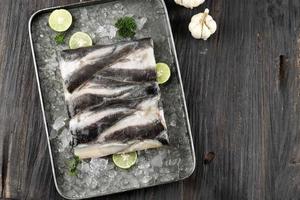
[1,0,300,199]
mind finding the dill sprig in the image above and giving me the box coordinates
[115,16,137,38]
[68,156,81,176]
[54,32,65,44]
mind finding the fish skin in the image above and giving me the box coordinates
[95,97,166,144]
[59,38,169,159]
[102,120,165,142]
[85,76,140,88]
[156,131,170,145]
[71,110,134,143]
[62,43,136,93]
[98,68,157,83]
[70,94,162,143]
[60,38,154,93]
[67,82,159,117]
[61,38,153,61]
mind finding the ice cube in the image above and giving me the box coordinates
[134,169,143,176]
[100,182,110,192]
[167,158,180,166]
[138,162,150,169]
[52,116,65,131]
[80,162,90,173]
[90,177,98,189]
[170,120,177,127]
[49,129,58,140]
[114,3,124,10]
[159,168,170,174]
[90,158,108,171]
[136,17,147,30]
[108,170,117,178]
[106,162,115,170]
[57,128,70,152]
[150,154,163,167]
[160,174,174,182]
[96,25,117,39]
[80,8,88,19]
[141,175,152,184]
[85,176,98,190]
[124,175,139,188]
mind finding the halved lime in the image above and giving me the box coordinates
[69,32,93,49]
[156,63,171,84]
[48,9,72,32]
[112,152,137,169]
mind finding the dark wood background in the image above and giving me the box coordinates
[1,0,300,199]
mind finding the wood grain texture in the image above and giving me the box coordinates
[1,0,300,199]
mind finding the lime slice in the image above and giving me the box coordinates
[156,63,171,84]
[112,152,137,169]
[69,32,93,49]
[48,9,72,32]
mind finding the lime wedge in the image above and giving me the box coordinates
[156,63,171,84]
[48,9,72,32]
[112,152,137,169]
[69,32,93,49]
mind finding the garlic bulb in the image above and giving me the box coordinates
[174,0,205,9]
[188,9,217,40]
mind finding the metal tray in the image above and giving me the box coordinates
[28,0,195,199]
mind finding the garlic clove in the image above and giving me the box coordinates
[201,26,211,40]
[174,0,205,9]
[189,25,202,39]
[206,16,217,33]
[189,19,202,39]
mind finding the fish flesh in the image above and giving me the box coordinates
[66,78,159,117]
[59,38,169,159]
[74,139,164,159]
[60,38,155,93]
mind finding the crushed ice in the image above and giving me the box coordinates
[136,17,147,30]
[52,116,66,131]
[33,0,194,198]
[57,128,71,152]
[96,25,117,39]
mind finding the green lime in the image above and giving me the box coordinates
[48,9,72,32]
[69,32,93,49]
[112,152,137,169]
[156,63,171,84]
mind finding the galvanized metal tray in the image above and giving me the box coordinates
[28,0,195,199]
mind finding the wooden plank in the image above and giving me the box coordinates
[0,1,79,199]
[1,0,300,199]
[167,0,300,199]
[0,1,8,197]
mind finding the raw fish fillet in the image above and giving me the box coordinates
[59,38,168,159]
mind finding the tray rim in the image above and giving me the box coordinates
[28,0,196,199]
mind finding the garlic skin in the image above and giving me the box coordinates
[174,0,205,9]
[188,9,217,40]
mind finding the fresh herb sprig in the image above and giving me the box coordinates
[115,16,137,38]
[55,32,66,44]
[68,156,81,176]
